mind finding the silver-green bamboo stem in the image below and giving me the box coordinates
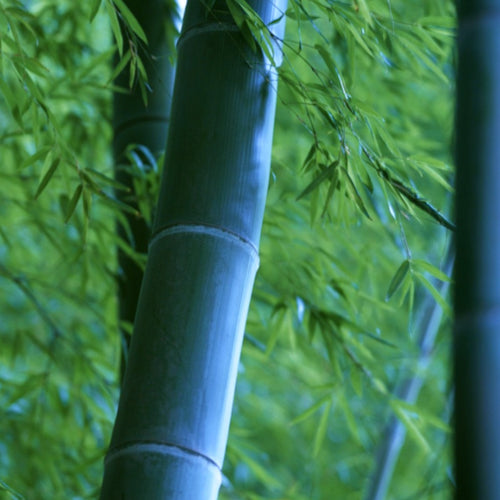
[101,1,287,497]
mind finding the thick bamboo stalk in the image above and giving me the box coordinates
[454,2,500,498]
[113,0,176,381]
[101,1,287,497]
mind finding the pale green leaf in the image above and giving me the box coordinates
[386,259,410,301]
[290,395,331,426]
[412,259,451,282]
[65,184,83,222]
[313,398,332,456]
[34,158,60,199]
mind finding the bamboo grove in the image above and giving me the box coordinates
[0,0,460,498]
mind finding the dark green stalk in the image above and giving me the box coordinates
[101,1,287,497]
[454,1,500,497]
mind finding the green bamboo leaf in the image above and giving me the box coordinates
[0,78,23,128]
[396,400,451,433]
[396,275,414,309]
[286,5,319,21]
[297,161,338,201]
[391,401,431,453]
[108,50,132,84]
[339,393,360,443]
[408,154,452,171]
[20,147,51,170]
[0,8,8,33]
[350,365,362,396]
[344,21,373,56]
[412,259,451,282]
[17,68,44,100]
[342,167,371,219]
[290,395,331,426]
[415,272,452,315]
[416,26,448,57]
[95,190,139,216]
[266,308,284,355]
[320,166,339,217]
[258,27,275,64]
[313,398,332,456]
[89,0,102,21]
[315,104,339,130]
[386,259,410,301]
[301,142,317,172]
[114,0,148,44]
[85,167,129,191]
[34,158,60,199]
[82,187,92,218]
[320,324,336,364]
[136,55,148,81]
[415,162,453,191]
[418,15,456,28]
[65,184,83,222]
[375,121,401,157]
[18,56,49,77]
[226,0,245,28]
[331,349,343,381]
[355,0,371,25]
[372,377,389,395]
[128,56,137,88]
[307,311,318,341]
[315,43,336,75]
[76,48,115,80]
[240,22,257,52]
[106,0,124,56]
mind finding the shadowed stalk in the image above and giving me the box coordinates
[113,0,177,383]
[454,1,500,498]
